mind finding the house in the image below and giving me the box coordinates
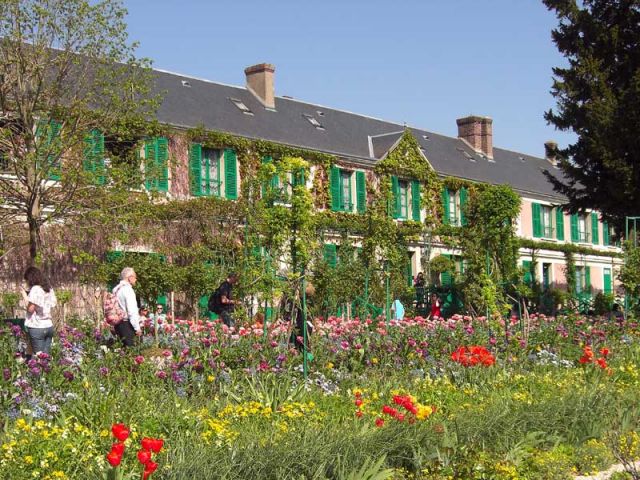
[143,62,621,300]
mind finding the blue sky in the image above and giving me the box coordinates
[124,0,574,158]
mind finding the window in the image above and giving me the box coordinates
[36,118,62,180]
[230,98,253,115]
[340,170,352,211]
[532,203,561,239]
[330,166,365,213]
[575,266,591,296]
[398,180,409,219]
[191,144,225,197]
[541,205,553,238]
[571,214,590,243]
[522,260,534,286]
[303,114,324,130]
[542,263,551,290]
[442,187,468,226]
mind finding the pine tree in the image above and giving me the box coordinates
[543,0,640,231]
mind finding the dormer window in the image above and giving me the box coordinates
[303,114,324,130]
[230,98,253,115]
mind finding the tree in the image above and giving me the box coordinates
[543,0,640,229]
[0,0,157,260]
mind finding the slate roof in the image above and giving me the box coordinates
[153,69,564,201]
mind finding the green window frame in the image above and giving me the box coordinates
[323,244,338,268]
[556,208,565,241]
[591,212,599,245]
[83,129,106,185]
[602,221,610,246]
[459,187,468,226]
[224,148,238,200]
[356,171,366,213]
[542,263,551,290]
[604,268,612,295]
[522,260,534,286]
[411,180,421,221]
[571,214,589,243]
[36,118,62,180]
[144,137,169,192]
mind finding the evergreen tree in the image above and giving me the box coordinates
[543,0,640,230]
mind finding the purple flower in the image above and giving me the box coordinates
[62,371,74,381]
[99,367,109,376]
[3,368,10,381]
[30,366,42,376]
[156,370,168,380]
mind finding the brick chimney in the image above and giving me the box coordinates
[456,116,493,159]
[244,63,275,109]
[544,140,558,166]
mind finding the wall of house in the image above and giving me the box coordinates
[520,199,533,238]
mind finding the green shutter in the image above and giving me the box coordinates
[144,140,156,190]
[190,143,203,196]
[523,260,533,285]
[442,187,450,225]
[440,254,453,286]
[37,119,62,180]
[323,244,337,268]
[591,212,599,244]
[585,266,591,294]
[156,137,169,192]
[356,171,366,213]
[391,175,400,219]
[261,156,272,198]
[293,168,305,188]
[603,221,610,246]
[330,165,341,211]
[556,209,565,241]
[224,148,238,199]
[83,131,97,173]
[532,203,542,238]
[459,187,468,226]
[604,268,612,294]
[570,214,579,242]
[411,180,421,221]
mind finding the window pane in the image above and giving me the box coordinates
[399,181,408,218]
[341,172,351,210]
[449,193,457,225]
[542,206,552,237]
[576,267,584,293]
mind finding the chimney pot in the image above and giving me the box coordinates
[456,115,493,158]
[244,63,275,109]
[545,140,558,166]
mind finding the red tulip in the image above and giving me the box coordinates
[112,423,130,441]
[375,417,384,427]
[144,460,159,475]
[355,410,363,418]
[149,438,164,453]
[111,442,125,456]
[106,450,122,467]
[600,347,610,357]
[141,437,154,451]
[354,399,363,407]
[137,449,151,465]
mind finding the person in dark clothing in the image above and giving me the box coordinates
[217,273,240,328]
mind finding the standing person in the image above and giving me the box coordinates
[20,266,57,356]
[428,293,442,320]
[391,298,405,321]
[149,304,167,333]
[212,272,240,328]
[113,267,142,347]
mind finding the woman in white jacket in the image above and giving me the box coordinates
[21,266,57,355]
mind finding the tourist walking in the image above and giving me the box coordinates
[113,267,142,347]
[21,266,57,356]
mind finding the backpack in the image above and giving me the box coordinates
[208,287,223,314]
[103,285,127,327]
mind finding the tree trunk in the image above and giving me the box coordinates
[28,217,39,260]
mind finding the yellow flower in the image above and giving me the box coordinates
[99,429,109,438]
[371,357,379,365]
[326,362,334,369]
[207,375,215,383]
[24,455,33,464]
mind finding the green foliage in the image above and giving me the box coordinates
[593,292,615,316]
[1,292,20,317]
[564,251,577,298]
[621,242,640,315]
[543,0,640,228]
[460,184,521,315]
[0,0,159,259]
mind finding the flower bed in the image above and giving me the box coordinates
[1,313,639,479]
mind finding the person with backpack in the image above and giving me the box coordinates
[209,272,240,328]
[20,266,57,356]
[111,267,141,347]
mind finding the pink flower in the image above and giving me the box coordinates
[134,355,145,365]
